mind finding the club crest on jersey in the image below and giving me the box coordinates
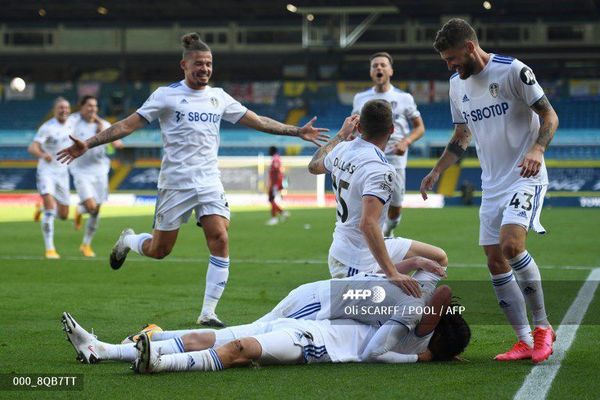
[210,97,219,108]
[390,100,397,110]
[489,83,499,98]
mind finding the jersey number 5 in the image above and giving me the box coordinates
[332,175,350,223]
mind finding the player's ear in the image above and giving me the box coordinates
[388,125,394,135]
[180,58,187,72]
[357,122,363,134]
[465,41,476,54]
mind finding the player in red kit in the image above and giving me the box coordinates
[266,146,289,225]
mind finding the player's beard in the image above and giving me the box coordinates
[458,58,477,79]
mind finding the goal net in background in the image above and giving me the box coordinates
[218,156,331,208]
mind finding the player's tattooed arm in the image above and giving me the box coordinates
[57,113,146,164]
[239,111,329,146]
[446,123,472,158]
[530,95,559,150]
[86,113,146,149]
[420,124,471,200]
[308,115,359,174]
[519,95,559,177]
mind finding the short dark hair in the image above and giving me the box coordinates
[181,32,211,58]
[433,18,478,53]
[369,52,393,66]
[359,99,393,139]
[428,302,471,361]
[79,95,97,107]
[268,146,278,156]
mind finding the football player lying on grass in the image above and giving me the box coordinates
[62,259,470,372]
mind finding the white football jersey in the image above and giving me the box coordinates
[307,319,377,363]
[68,113,112,176]
[33,118,73,173]
[136,81,248,189]
[449,54,548,195]
[324,138,396,268]
[352,85,421,168]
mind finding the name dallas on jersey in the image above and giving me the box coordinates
[462,102,509,123]
[333,157,357,174]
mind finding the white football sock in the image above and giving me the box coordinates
[77,204,87,215]
[201,255,230,315]
[41,208,56,250]
[124,233,152,256]
[383,216,401,237]
[82,213,99,245]
[95,341,137,362]
[152,338,186,355]
[159,348,224,372]
[509,251,550,328]
[491,271,533,347]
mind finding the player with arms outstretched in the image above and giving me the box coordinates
[28,97,74,259]
[309,100,447,297]
[352,52,425,237]
[420,19,559,363]
[57,33,328,327]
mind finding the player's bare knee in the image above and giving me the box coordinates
[182,333,205,351]
[500,239,524,260]
[208,231,228,252]
[57,211,69,220]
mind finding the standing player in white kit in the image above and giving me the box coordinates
[352,52,425,237]
[420,19,559,363]
[57,33,328,327]
[28,97,74,259]
[69,95,124,257]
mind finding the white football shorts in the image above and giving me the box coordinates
[73,173,109,204]
[36,169,70,206]
[153,185,230,231]
[479,183,547,246]
[328,236,413,278]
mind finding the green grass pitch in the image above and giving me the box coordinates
[0,205,599,399]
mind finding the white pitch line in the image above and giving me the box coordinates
[0,255,595,270]
[514,268,600,400]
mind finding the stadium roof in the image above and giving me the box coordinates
[1,0,599,23]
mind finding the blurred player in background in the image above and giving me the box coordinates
[352,52,425,237]
[57,32,328,327]
[28,97,73,259]
[265,146,289,225]
[309,101,447,297]
[420,18,559,363]
[69,95,124,257]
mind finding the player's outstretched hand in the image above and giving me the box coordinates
[419,170,440,200]
[56,135,88,164]
[415,257,447,278]
[389,273,422,298]
[337,115,359,141]
[518,148,543,178]
[299,116,330,147]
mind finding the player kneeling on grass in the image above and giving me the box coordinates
[61,259,470,372]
